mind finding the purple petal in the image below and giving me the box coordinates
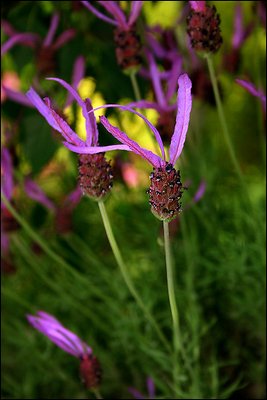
[24,178,56,211]
[53,28,76,50]
[1,20,17,36]
[27,312,92,358]
[193,180,206,203]
[43,13,60,47]
[2,86,34,107]
[128,1,143,27]
[65,56,86,108]
[84,98,99,146]
[26,87,84,146]
[236,79,266,103]
[189,1,206,12]
[47,78,95,146]
[146,377,155,398]
[81,1,118,26]
[1,148,14,201]
[64,186,83,208]
[100,116,162,168]
[147,51,167,108]
[166,57,183,102]
[1,33,38,56]
[98,1,127,29]
[232,4,243,49]
[64,142,131,154]
[126,100,162,112]
[128,387,145,399]
[90,104,166,160]
[169,74,192,165]
[1,231,10,254]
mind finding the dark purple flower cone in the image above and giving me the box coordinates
[80,354,102,390]
[114,24,142,71]
[148,163,183,221]
[187,5,223,53]
[78,153,113,201]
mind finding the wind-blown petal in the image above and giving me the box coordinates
[81,1,118,26]
[26,87,84,146]
[128,1,143,27]
[47,78,94,146]
[169,74,192,165]
[84,98,99,146]
[43,13,60,47]
[236,78,266,103]
[126,100,162,112]
[147,51,166,108]
[100,116,162,168]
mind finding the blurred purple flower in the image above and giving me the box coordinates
[1,147,14,206]
[27,311,92,357]
[2,13,76,75]
[24,178,56,212]
[128,377,155,399]
[236,78,266,112]
[81,1,143,29]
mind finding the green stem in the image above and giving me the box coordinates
[92,388,103,399]
[163,220,180,394]
[98,201,171,353]
[205,54,243,181]
[129,70,141,101]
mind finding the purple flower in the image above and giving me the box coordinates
[91,73,192,220]
[81,1,143,70]
[2,13,75,75]
[26,78,130,155]
[24,178,56,211]
[26,78,130,200]
[27,311,92,357]
[128,377,155,399]
[27,311,102,389]
[81,1,143,29]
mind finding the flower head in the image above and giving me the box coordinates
[26,78,130,201]
[27,311,101,389]
[81,1,143,71]
[187,2,223,53]
[92,73,192,220]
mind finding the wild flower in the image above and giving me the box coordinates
[94,73,192,221]
[1,13,76,75]
[26,78,130,201]
[27,311,101,389]
[81,1,143,71]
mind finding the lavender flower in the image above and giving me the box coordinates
[26,78,130,201]
[81,1,143,71]
[187,1,223,53]
[27,311,101,389]
[2,13,76,75]
[128,377,155,399]
[92,73,192,221]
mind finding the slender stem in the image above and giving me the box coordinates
[92,388,103,399]
[98,200,171,353]
[130,71,141,101]
[205,54,243,181]
[163,220,180,393]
